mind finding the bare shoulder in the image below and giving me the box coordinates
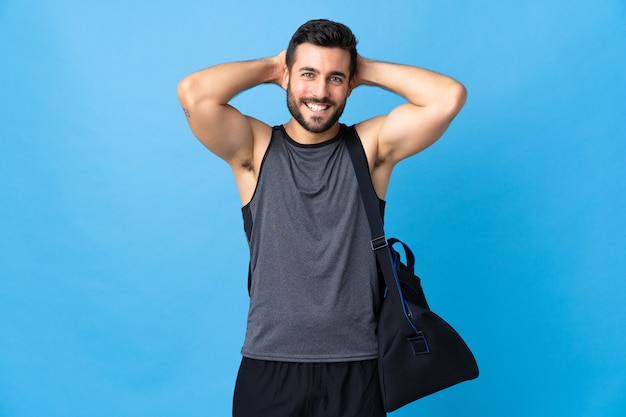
[248,117,273,172]
[230,117,273,205]
[355,116,387,170]
[355,116,395,199]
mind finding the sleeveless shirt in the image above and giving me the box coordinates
[240,124,381,362]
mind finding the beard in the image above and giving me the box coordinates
[286,84,347,134]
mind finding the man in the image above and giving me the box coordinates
[178,19,466,417]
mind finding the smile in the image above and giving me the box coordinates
[305,102,330,112]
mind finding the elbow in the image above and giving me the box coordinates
[177,74,221,113]
[177,75,196,107]
[445,80,467,117]
[178,73,212,110]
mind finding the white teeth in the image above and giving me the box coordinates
[306,103,328,112]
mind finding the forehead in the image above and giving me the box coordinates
[291,43,351,73]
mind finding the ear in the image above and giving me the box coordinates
[346,75,356,98]
[281,65,289,90]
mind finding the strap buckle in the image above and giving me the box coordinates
[370,235,388,251]
[408,332,430,355]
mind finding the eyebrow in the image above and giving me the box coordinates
[298,66,347,79]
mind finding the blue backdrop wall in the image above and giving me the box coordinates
[1,1,625,416]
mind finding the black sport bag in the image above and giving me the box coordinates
[345,126,479,412]
[377,238,479,411]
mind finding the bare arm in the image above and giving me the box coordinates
[176,52,285,168]
[354,56,467,196]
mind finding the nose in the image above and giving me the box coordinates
[311,79,329,99]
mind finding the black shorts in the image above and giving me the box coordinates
[233,357,385,417]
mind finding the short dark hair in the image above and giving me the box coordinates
[286,19,358,78]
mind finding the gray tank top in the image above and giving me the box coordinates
[240,124,381,362]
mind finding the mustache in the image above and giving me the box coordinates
[301,97,335,105]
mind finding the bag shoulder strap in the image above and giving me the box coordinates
[344,126,413,326]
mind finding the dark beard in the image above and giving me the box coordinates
[286,86,346,134]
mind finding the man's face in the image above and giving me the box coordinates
[284,43,353,134]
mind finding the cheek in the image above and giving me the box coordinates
[331,87,349,102]
[291,82,309,96]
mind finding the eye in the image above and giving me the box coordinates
[329,76,343,83]
[302,72,314,78]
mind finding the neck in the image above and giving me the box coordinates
[283,119,341,145]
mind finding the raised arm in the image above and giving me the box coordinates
[176,52,285,168]
[354,56,467,196]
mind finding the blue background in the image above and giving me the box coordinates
[1,0,625,416]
